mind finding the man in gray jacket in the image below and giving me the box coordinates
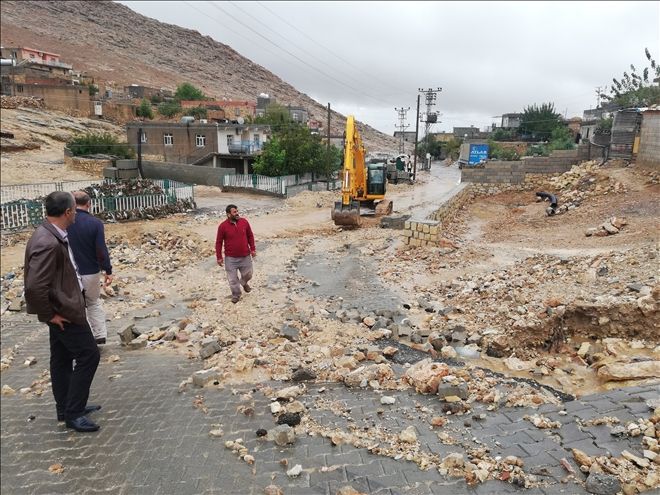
[24,191,101,432]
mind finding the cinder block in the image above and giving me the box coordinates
[422,224,430,233]
[430,226,439,235]
[404,221,411,229]
[404,230,413,237]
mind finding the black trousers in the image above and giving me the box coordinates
[48,321,100,420]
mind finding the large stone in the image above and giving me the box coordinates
[403,358,450,394]
[128,334,148,349]
[291,368,316,382]
[399,426,417,443]
[275,385,304,400]
[585,473,621,495]
[192,368,221,387]
[637,295,656,317]
[117,323,136,345]
[199,338,222,359]
[344,364,394,388]
[597,361,660,381]
[272,424,296,446]
[280,324,300,342]
[437,383,468,400]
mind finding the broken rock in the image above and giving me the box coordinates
[403,358,449,394]
[597,361,660,381]
[585,473,621,495]
[272,424,296,446]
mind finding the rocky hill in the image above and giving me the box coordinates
[0,0,399,152]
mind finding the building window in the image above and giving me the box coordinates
[196,134,206,147]
[292,112,300,122]
[227,135,234,146]
[16,85,24,93]
[164,133,173,146]
[140,132,147,143]
[253,134,260,146]
[235,109,241,117]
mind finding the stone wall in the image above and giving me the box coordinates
[401,185,473,247]
[64,155,113,175]
[637,111,660,170]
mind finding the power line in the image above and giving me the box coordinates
[205,1,395,106]
[254,1,411,97]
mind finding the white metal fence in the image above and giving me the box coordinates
[223,174,287,195]
[1,179,195,231]
[222,174,340,197]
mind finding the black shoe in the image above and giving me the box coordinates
[65,415,100,432]
[57,404,102,422]
[243,284,252,293]
[95,338,106,345]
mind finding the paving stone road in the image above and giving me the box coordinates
[1,313,658,495]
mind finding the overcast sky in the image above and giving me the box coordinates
[118,1,659,135]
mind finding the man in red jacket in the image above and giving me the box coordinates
[215,204,256,303]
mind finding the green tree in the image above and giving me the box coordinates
[253,137,287,176]
[174,82,205,101]
[88,84,99,97]
[187,106,208,120]
[136,98,154,120]
[149,94,164,105]
[158,101,182,118]
[442,138,462,160]
[518,102,563,141]
[416,135,444,159]
[547,125,574,151]
[602,48,660,107]
[254,103,293,128]
[488,140,520,160]
[492,128,516,141]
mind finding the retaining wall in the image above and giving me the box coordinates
[112,160,235,187]
[65,155,113,175]
[401,185,473,247]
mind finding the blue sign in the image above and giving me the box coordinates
[468,144,489,165]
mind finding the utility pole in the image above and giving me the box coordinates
[413,94,420,181]
[137,128,144,179]
[418,87,442,170]
[394,106,410,154]
[327,102,331,152]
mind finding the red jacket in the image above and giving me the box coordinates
[215,217,255,260]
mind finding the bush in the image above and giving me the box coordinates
[67,132,134,159]
[488,140,520,160]
[149,94,164,105]
[136,98,154,120]
[547,126,575,151]
[187,106,207,120]
[174,82,205,101]
[596,117,613,134]
[158,101,182,118]
[492,128,516,141]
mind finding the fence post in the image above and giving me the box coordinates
[252,174,257,188]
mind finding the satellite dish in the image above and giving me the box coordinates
[237,117,245,125]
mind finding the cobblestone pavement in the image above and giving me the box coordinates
[1,313,658,495]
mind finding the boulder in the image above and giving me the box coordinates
[272,424,296,446]
[585,473,621,495]
[344,364,394,388]
[597,361,660,381]
[403,358,450,394]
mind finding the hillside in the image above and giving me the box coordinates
[0,0,399,152]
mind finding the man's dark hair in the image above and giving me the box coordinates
[74,191,91,206]
[226,204,238,214]
[45,191,74,217]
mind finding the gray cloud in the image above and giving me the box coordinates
[119,1,659,135]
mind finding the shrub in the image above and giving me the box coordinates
[187,106,207,120]
[174,82,205,101]
[136,98,154,120]
[158,101,182,118]
[67,132,134,159]
[488,140,520,160]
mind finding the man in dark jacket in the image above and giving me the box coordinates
[24,191,101,432]
[67,191,113,345]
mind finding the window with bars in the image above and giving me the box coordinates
[196,134,206,147]
[164,133,173,146]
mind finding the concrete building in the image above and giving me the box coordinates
[637,108,660,170]
[287,105,309,124]
[126,121,270,173]
[124,85,172,100]
[453,126,481,139]
[219,100,256,121]
[2,82,92,115]
[500,113,522,129]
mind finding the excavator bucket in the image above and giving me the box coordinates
[331,201,361,227]
[375,199,393,216]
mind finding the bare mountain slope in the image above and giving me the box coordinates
[0,0,398,151]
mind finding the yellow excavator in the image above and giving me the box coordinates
[331,116,393,227]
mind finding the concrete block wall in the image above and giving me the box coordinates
[113,160,235,187]
[461,148,584,184]
[637,111,660,171]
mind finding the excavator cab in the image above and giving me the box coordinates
[367,163,387,196]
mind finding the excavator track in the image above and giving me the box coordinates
[375,200,393,216]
